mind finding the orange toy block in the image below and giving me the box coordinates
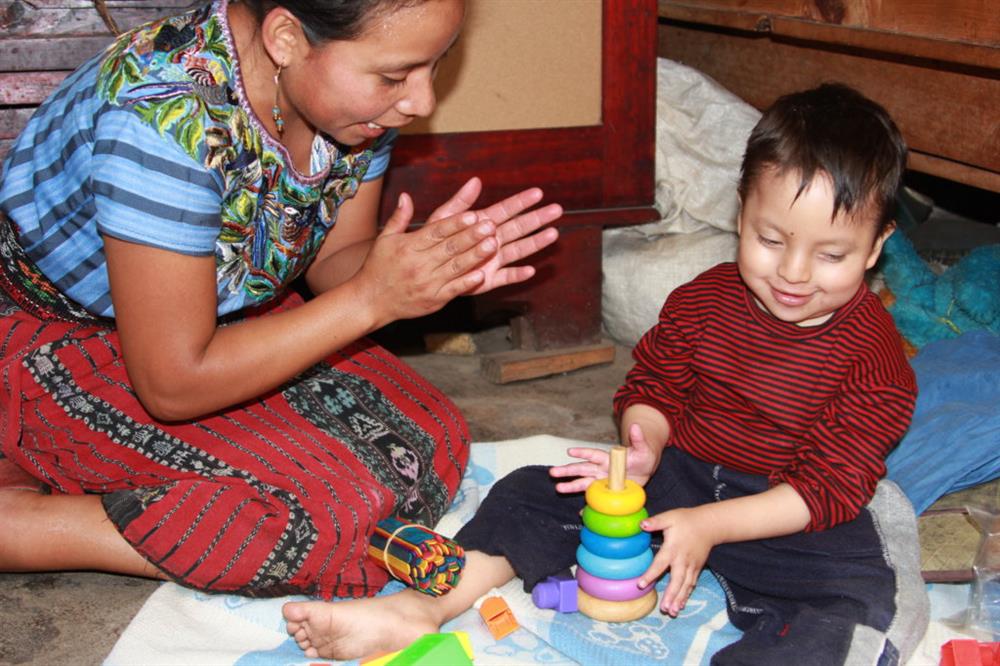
[479,595,519,640]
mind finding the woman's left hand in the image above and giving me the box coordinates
[425,177,561,294]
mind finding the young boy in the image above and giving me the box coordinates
[283,83,922,665]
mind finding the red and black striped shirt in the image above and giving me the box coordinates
[614,262,916,531]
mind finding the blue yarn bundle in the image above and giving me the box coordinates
[879,229,1000,351]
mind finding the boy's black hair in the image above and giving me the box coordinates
[738,83,907,236]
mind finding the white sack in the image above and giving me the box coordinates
[602,59,760,346]
[602,226,738,347]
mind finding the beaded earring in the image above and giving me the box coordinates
[272,64,285,137]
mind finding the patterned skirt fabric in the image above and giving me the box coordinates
[0,214,470,599]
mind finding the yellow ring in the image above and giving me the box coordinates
[585,478,646,516]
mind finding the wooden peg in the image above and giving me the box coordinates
[608,446,627,491]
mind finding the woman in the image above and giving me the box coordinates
[0,0,560,600]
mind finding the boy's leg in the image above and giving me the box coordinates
[705,475,927,666]
[284,465,587,659]
[453,465,587,590]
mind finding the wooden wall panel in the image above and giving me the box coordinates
[659,0,1000,49]
[658,9,1000,192]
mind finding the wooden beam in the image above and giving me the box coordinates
[658,0,1000,59]
[481,340,616,384]
[658,22,1000,190]
[0,71,68,105]
[0,107,34,140]
[0,36,113,71]
[908,151,1000,195]
[0,0,188,37]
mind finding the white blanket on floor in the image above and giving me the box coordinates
[105,435,974,666]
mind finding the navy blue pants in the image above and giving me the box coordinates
[455,447,904,665]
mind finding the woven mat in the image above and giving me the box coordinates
[918,478,1000,582]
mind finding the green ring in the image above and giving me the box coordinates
[581,505,648,538]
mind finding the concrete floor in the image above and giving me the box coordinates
[0,333,635,666]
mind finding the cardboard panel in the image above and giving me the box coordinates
[407,0,602,134]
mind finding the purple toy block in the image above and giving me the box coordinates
[531,570,578,613]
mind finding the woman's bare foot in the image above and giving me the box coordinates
[283,590,440,660]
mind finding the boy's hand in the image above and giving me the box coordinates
[637,506,719,617]
[549,423,661,493]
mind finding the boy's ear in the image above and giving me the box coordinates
[260,7,308,66]
[865,220,896,270]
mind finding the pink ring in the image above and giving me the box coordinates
[576,567,651,601]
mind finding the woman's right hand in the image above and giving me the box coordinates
[356,178,560,326]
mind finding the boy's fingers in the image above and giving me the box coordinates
[565,447,610,465]
[553,478,594,494]
[661,562,690,614]
[549,462,602,479]
[666,569,698,615]
[640,512,671,533]
[637,547,672,589]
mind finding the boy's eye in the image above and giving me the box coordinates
[757,235,781,247]
[381,74,406,87]
[821,253,845,262]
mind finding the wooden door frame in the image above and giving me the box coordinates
[379,0,659,347]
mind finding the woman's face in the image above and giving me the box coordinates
[284,0,464,146]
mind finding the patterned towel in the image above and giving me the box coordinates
[105,435,966,666]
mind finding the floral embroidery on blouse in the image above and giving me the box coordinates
[95,0,379,306]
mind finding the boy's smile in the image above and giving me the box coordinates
[736,169,892,327]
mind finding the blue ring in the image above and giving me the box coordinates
[576,544,654,580]
[580,527,651,559]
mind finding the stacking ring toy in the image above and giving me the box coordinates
[585,478,645,516]
[576,568,651,602]
[577,587,658,623]
[580,527,651,560]
[582,505,648,538]
[576,544,653,580]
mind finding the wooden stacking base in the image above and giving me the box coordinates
[577,586,658,623]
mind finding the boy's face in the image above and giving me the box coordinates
[736,169,891,327]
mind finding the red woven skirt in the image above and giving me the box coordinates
[0,221,469,599]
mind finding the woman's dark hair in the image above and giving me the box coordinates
[240,0,425,43]
[738,83,907,235]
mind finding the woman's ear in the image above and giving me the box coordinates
[260,6,308,67]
